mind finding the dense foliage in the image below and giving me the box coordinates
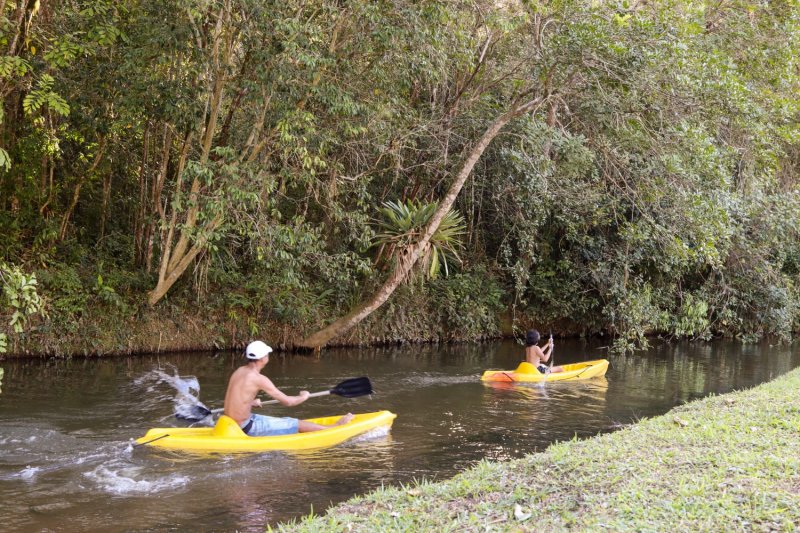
[1,0,798,354]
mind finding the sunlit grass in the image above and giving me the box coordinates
[274,367,800,532]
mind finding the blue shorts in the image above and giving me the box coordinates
[241,414,299,436]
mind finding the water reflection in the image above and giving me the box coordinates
[0,338,798,530]
[477,377,611,460]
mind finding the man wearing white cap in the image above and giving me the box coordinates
[223,340,353,436]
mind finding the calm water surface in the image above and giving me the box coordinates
[1,338,798,531]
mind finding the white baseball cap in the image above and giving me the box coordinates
[245,340,273,360]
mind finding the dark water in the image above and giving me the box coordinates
[1,338,798,532]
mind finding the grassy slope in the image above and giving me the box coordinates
[278,367,800,532]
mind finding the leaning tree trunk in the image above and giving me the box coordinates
[298,95,548,349]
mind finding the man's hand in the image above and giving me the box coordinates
[297,390,311,402]
[252,398,262,408]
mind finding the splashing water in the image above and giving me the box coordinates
[134,367,214,424]
[346,425,392,443]
[18,466,41,481]
[85,462,190,495]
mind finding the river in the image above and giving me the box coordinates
[1,338,798,531]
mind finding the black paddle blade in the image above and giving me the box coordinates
[175,403,212,421]
[329,377,373,398]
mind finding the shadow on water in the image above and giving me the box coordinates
[1,338,798,531]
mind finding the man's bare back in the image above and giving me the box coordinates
[224,341,354,434]
[223,365,287,425]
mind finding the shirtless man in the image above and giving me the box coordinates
[524,329,563,373]
[224,340,354,436]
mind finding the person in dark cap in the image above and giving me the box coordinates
[524,329,563,374]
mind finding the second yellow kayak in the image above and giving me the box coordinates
[136,410,397,453]
[481,359,609,382]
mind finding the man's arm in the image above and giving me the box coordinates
[257,375,310,406]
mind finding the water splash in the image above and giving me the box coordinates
[135,367,214,424]
[134,367,200,398]
[19,466,40,481]
[346,425,392,443]
[85,462,189,495]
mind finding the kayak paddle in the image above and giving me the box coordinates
[176,376,374,421]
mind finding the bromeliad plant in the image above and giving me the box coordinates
[373,199,466,282]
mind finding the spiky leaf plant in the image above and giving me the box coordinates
[373,199,466,281]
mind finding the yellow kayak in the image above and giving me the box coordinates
[136,410,397,452]
[481,359,609,382]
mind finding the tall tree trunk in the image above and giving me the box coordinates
[58,137,106,241]
[7,0,31,56]
[299,95,548,349]
[134,123,150,266]
[147,2,231,306]
[144,123,174,272]
[99,173,111,240]
[146,213,222,305]
[38,154,53,216]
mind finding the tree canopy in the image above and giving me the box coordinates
[1,0,799,354]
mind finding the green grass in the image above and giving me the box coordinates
[275,367,800,532]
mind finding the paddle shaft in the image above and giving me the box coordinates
[263,390,331,405]
[182,376,371,420]
[209,390,333,414]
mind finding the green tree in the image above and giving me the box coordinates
[0,262,43,353]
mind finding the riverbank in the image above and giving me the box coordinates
[1,294,531,357]
[277,366,800,532]
[1,308,507,358]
